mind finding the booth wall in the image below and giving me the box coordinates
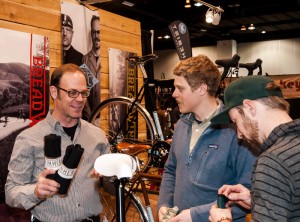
[0,0,142,103]
[154,38,300,79]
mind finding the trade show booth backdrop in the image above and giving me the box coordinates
[0,0,142,220]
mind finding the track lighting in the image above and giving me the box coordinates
[197,1,224,25]
[241,25,247,31]
[205,7,222,25]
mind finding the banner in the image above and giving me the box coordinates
[224,74,300,99]
[0,27,49,202]
[271,74,300,99]
[168,20,192,60]
[61,1,100,120]
[108,48,137,138]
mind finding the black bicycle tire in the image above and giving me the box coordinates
[89,96,157,170]
[125,192,149,222]
[99,186,150,222]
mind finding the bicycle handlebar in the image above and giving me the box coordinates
[215,54,241,81]
[239,58,262,75]
[215,54,240,68]
[127,54,158,65]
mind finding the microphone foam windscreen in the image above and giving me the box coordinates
[57,144,84,195]
[44,134,61,180]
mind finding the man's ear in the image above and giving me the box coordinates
[242,99,256,116]
[198,83,208,95]
[50,86,58,100]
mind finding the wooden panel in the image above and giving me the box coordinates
[49,49,62,68]
[1,0,142,105]
[0,0,61,31]
[9,0,61,11]
[0,20,61,50]
[101,72,109,90]
[101,26,142,50]
[99,9,140,35]
[100,41,141,58]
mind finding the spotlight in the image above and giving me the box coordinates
[206,8,214,23]
[248,24,255,30]
[241,25,246,31]
[194,2,203,7]
[212,11,221,25]
[185,0,192,8]
[198,1,224,25]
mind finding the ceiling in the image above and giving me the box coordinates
[81,0,300,51]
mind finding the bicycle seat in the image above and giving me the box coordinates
[215,54,240,67]
[115,142,151,155]
[94,153,137,179]
[127,54,158,64]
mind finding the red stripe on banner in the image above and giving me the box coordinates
[29,34,33,125]
[43,36,47,117]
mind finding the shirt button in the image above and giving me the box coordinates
[77,204,80,207]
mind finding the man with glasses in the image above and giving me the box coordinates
[83,15,101,120]
[5,64,110,222]
[62,14,83,66]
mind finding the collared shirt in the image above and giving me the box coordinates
[5,112,110,222]
[189,101,221,152]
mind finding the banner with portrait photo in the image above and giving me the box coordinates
[0,27,49,202]
[61,1,101,120]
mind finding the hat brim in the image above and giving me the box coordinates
[211,108,231,124]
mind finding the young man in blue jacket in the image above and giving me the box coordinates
[157,55,257,222]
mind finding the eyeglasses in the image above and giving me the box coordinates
[91,30,100,36]
[56,86,90,98]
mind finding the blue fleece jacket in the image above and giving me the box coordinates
[157,112,257,221]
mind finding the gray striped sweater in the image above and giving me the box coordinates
[251,118,300,221]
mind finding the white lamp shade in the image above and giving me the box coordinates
[212,11,221,25]
[206,8,214,23]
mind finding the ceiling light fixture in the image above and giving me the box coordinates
[248,24,255,30]
[241,25,246,31]
[194,2,203,7]
[195,1,224,25]
[122,1,134,7]
[212,10,221,25]
[185,0,192,8]
[205,8,214,23]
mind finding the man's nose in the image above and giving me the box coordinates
[76,93,85,101]
[172,89,178,98]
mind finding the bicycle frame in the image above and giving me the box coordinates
[127,54,165,141]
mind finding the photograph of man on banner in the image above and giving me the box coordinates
[61,1,100,120]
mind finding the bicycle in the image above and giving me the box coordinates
[89,54,171,222]
[215,54,263,99]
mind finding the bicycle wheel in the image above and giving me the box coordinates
[99,186,149,222]
[89,96,157,171]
